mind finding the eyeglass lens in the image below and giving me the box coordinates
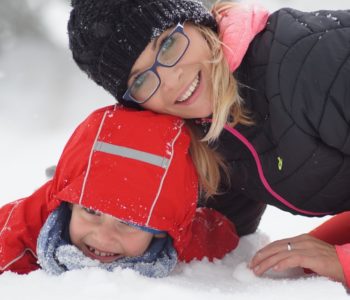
[129,31,188,103]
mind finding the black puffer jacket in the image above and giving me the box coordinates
[206,8,350,236]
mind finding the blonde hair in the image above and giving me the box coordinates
[187,1,253,199]
[186,121,225,199]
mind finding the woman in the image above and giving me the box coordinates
[67,0,350,236]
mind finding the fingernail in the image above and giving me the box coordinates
[254,265,260,273]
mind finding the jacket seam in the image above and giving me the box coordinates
[79,110,109,205]
[316,52,350,135]
[272,9,350,135]
[146,122,184,226]
[0,201,21,235]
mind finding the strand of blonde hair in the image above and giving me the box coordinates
[187,3,253,198]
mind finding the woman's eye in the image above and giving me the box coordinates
[160,36,175,53]
[83,207,101,216]
[132,73,148,90]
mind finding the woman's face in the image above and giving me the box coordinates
[128,23,214,119]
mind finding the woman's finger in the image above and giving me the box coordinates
[252,248,297,276]
[250,235,308,268]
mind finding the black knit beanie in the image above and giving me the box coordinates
[68,0,217,108]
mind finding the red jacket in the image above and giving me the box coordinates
[310,212,350,287]
[0,105,239,274]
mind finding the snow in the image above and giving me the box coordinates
[0,0,349,298]
[0,234,348,300]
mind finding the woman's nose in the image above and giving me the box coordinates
[157,64,183,90]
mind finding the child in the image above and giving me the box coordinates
[67,0,350,235]
[0,105,238,277]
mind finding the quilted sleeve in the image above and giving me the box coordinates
[268,8,350,155]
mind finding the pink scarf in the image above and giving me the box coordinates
[215,3,270,72]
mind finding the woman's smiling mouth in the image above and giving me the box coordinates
[175,72,201,104]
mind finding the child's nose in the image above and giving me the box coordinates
[96,218,122,244]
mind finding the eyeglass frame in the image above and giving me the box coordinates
[122,22,190,104]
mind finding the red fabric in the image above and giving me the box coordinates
[0,181,53,274]
[307,212,350,282]
[54,105,199,253]
[309,212,350,245]
[179,208,239,262]
[216,3,269,72]
[0,105,239,274]
[335,244,350,287]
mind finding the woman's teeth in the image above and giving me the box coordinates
[177,74,200,102]
[87,245,117,257]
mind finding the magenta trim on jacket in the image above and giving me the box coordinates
[222,124,331,216]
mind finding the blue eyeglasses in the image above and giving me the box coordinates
[123,23,190,104]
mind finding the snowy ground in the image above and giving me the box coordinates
[0,0,349,299]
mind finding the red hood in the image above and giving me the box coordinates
[48,105,198,255]
[0,105,238,274]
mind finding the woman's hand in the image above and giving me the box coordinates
[249,234,345,283]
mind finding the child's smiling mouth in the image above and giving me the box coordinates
[85,244,123,263]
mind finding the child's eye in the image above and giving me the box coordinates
[118,219,128,225]
[83,207,101,216]
[116,220,140,233]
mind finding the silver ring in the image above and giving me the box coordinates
[287,242,292,251]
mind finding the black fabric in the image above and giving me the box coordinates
[205,189,266,237]
[207,8,350,231]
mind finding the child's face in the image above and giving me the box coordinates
[128,23,213,119]
[69,205,155,263]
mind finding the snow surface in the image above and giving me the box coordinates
[0,0,349,299]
